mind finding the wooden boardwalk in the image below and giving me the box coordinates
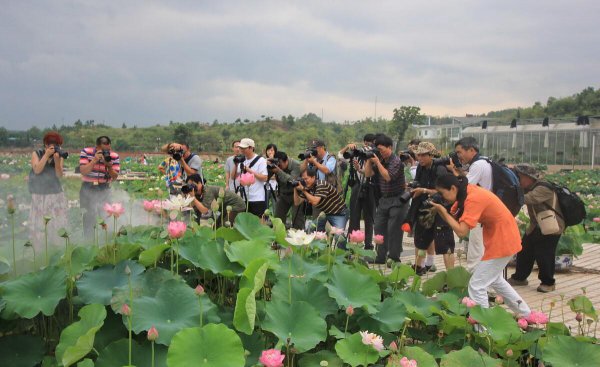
[390,239,600,332]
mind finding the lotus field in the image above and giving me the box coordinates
[0,154,599,367]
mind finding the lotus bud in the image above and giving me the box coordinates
[264,208,271,216]
[345,305,354,316]
[575,313,583,322]
[121,303,131,316]
[7,195,15,215]
[506,349,513,357]
[224,221,231,228]
[218,187,225,198]
[210,199,219,212]
[207,218,214,226]
[317,211,326,219]
[147,326,159,341]
[195,285,205,296]
[495,295,504,304]
[43,216,52,224]
[226,205,232,213]
[389,341,398,352]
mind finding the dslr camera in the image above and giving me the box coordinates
[423,193,444,208]
[298,147,318,160]
[343,146,380,160]
[102,149,112,162]
[288,178,306,188]
[49,145,68,159]
[399,150,414,163]
[233,154,245,164]
[267,158,280,170]
[400,181,421,203]
[168,147,184,161]
[181,183,197,195]
[433,152,462,168]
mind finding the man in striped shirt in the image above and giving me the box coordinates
[79,136,120,237]
[293,167,348,248]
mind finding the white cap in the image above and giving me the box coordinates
[238,138,255,148]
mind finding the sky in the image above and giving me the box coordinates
[1,0,599,130]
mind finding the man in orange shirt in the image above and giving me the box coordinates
[429,174,530,317]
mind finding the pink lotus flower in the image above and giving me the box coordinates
[359,330,384,351]
[121,303,131,316]
[495,295,504,304]
[593,217,600,223]
[147,326,159,341]
[467,316,478,325]
[314,231,327,240]
[389,341,398,352]
[400,356,418,367]
[506,349,513,357]
[259,349,285,367]
[143,200,155,212]
[349,230,365,243]
[167,221,187,239]
[240,172,256,186]
[195,285,205,296]
[517,318,528,330]
[104,202,125,218]
[330,227,345,236]
[461,297,477,308]
[346,305,354,316]
[373,234,384,245]
[526,311,549,325]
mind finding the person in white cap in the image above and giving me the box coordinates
[235,138,269,217]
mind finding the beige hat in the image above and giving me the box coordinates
[238,138,255,148]
[414,142,437,155]
[514,163,539,180]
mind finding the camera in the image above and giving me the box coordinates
[298,147,318,160]
[343,146,380,160]
[423,193,444,208]
[432,152,462,168]
[288,179,306,188]
[399,150,414,162]
[51,145,69,159]
[399,181,421,203]
[168,148,184,161]
[102,149,112,162]
[181,183,197,195]
[267,158,280,170]
[233,154,245,164]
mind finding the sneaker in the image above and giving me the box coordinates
[537,284,556,293]
[425,264,437,273]
[507,277,528,286]
[413,265,427,276]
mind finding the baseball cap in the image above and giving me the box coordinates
[238,138,255,148]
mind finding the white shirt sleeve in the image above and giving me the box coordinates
[466,160,493,190]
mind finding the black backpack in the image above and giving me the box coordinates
[536,181,587,226]
[475,157,524,216]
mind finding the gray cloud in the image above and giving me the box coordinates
[1,0,599,129]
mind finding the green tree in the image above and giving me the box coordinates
[389,106,423,148]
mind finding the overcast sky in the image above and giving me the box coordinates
[1,0,599,129]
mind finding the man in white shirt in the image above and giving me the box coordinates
[237,138,268,217]
[225,140,241,191]
[454,137,492,272]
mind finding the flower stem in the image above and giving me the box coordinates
[175,239,179,274]
[151,341,155,367]
[288,256,292,304]
[10,213,16,276]
[127,315,132,366]
[44,221,49,267]
[344,314,350,336]
[199,298,204,327]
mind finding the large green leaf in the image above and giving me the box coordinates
[403,346,438,367]
[110,268,177,314]
[138,243,170,267]
[568,295,598,321]
[0,255,10,275]
[299,350,344,367]
[262,300,327,353]
[178,234,244,276]
[439,346,502,366]
[215,227,245,243]
[239,258,269,293]
[446,266,471,291]
[115,225,165,250]
[56,304,107,367]
[94,243,143,266]
[271,278,337,318]
[394,291,439,323]
[233,287,257,335]
[543,335,600,367]
[76,260,144,305]
[370,297,407,333]
[468,306,522,344]
[234,212,275,242]
[387,264,416,284]
[76,359,93,367]
[0,334,45,367]
[271,217,291,247]
[324,265,381,313]
[239,330,266,367]
[68,246,99,275]
[276,255,328,282]
[167,325,245,367]
[131,279,219,346]
[1,265,66,318]
[335,332,380,367]
[95,339,167,367]
[421,271,447,296]
[225,239,280,269]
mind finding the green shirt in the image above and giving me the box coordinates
[274,159,303,195]
[201,185,246,213]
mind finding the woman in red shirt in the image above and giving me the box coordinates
[429,174,530,317]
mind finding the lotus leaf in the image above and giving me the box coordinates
[262,300,327,353]
[370,297,407,332]
[299,350,344,367]
[138,243,170,267]
[334,332,380,367]
[68,246,99,275]
[568,295,598,321]
[178,235,243,276]
[402,346,438,367]
[325,265,381,313]
[215,226,245,243]
[1,265,66,318]
[543,335,600,367]
[439,346,502,366]
[110,267,177,314]
[468,306,521,344]
[56,303,107,367]
[446,266,471,291]
[95,338,167,367]
[0,334,45,367]
[225,239,280,269]
[76,260,144,305]
[276,255,328,282]
[0,255,10,275]
[234,212,275,242]
[167,325,245,367]
[131,278,219,345]
[76,359,94,367]
[233,287,257,334]
[271,278,337,318]
[421,271,447,296]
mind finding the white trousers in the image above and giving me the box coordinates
[469,255,531,317]
[466,224,484,272]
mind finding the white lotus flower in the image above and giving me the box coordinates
[285,229,316,246]
[162,194,194,212]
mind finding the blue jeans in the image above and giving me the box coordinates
[317,210,348,249]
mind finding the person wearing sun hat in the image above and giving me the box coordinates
[508,163,564,293]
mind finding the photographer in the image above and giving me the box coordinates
[158,143,183,195]
[405,142,455,275]
[270,151,305,229]
[452,137,492,272]
[184,174,245,226]
[338,134,377,249]
[79,136,120,237]
[293,168,347,247]
[180,142,204,182]
[236,138,269,217]
[264,143,279,210]
[299,139,339,190]
[28,131,68,251]
[364,134,408,265]
[225,140,241,191]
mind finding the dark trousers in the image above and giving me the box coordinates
[80,184,111,238]
[347,183,375,248]
[374,195,409,262]
[512,227,561,286]
[274,193,305,229]
[247,201,267,218]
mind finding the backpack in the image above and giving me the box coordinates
[475,157,524,216]
[323,155,343,195]
[536,181,586,226]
